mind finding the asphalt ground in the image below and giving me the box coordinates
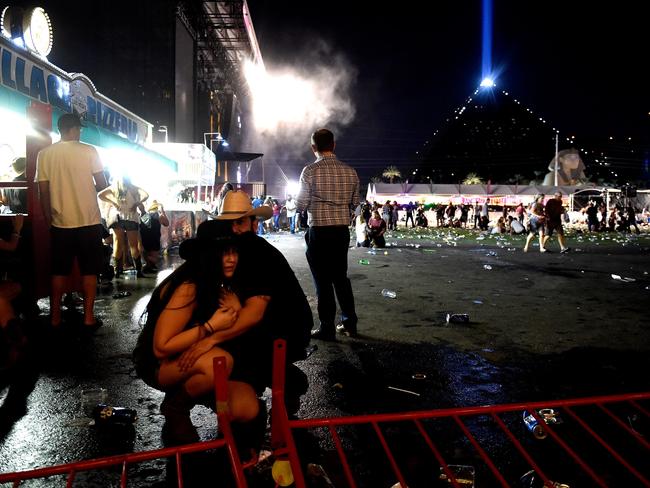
[0,225,649,486]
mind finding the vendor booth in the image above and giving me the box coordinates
[0,10,178,299]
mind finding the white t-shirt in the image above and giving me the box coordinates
[285,199,297,218]
[511,219,525,234]
[36,141,103,228]
[355,217,368,244]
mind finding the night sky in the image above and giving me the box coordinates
[5,1,648,180]
[248,0,649,176]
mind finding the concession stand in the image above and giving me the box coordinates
[0,7,177,299]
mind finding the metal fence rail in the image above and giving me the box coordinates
[2,343,649,487]
[0,357,249,488]
[271,341,650,488]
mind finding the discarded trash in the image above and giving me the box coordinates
[359,259,370,265]
[112,291,131,299]
[92,404,137,425]
[305,344,318,358]
[540,408,563,425]
[446,313,470,324]
[307,464,335,487]
[333,383,343,389]
[381,289,397,299]
[439,465,475,487]
[523,410,547,439]
[412,373,427,380]
[473,300,483,304]
[272,459,294,487]
[486,251,498,257]
[387,386,420,397]
[384,251,388,255]
[368,249,377,255]
[80,388,107,417]
[611,274,636,282]
[483,264,492,270]
[520,469,570,488]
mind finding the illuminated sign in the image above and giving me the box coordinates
[0,40,148,143]
[1,6,53,57]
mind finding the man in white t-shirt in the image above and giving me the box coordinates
[36,113,108,331]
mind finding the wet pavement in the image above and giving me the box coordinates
[0,227,649,486]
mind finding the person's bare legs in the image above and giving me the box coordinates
[50,275,67,326]
[538,230,546,252]
[523,233,535,252]
[81,275,98,325]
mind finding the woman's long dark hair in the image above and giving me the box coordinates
[145,237,236,328]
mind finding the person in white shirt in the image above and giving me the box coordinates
[285,195,297,234]
[36,113,108,330]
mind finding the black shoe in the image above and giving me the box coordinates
[161,392,199,445]
[311,328,336,341]
[336,323,358,337]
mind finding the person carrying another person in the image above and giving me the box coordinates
[36,112,108,330]
[297,128,360,340]
[543,191,570,253]
[523,194,548,253]
[99,176,149,277]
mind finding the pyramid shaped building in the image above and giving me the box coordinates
[419,87,558,184]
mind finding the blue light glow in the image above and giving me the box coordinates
[481,0,492,80]
[480,77,495,88]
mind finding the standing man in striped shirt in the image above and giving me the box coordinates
[297,129,360,340]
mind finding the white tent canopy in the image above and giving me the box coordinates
[367,183,591,206]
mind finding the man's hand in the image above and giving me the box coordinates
[208,307,238,331]
[219,290,242,313]
[177,338,214,372]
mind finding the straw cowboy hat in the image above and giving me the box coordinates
[215,190,272,220]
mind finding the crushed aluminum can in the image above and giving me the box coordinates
[523,411,547,439]
[539,408,563,425]
[446,313,470,324]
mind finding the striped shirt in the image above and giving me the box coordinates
[296,154,360,227]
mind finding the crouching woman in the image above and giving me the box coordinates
[133,232,259,443]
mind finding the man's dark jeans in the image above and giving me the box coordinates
[305,225,357,333]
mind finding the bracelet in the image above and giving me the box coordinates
[201,323,211,337]
[204,320,215,334]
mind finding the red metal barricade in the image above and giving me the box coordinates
[2,342,649,487]
[270,341,650,488]
[0,357,251,487]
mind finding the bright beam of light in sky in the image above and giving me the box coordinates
[482,0,493,80]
